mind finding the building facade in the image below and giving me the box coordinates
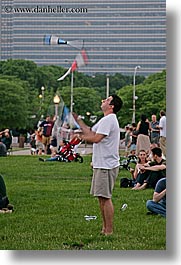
[1,0,166,76]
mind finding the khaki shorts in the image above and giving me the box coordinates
[90,167,119,198]
[36,141,44,150]
[42,136,51,146]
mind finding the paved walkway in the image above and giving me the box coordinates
[11,144,93,156]
[11,143,125,156]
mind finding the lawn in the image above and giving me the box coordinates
[0,155,166,250]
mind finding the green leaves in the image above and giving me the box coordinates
[0,59,166,130]
[117,70,166,126]
[0,78,29,128]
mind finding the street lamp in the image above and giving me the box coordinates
[41,86,45,101]
[106,74,110,98]
[53,95,60,117]
[132,65,141,123]
[38,86,45,118]
[38,94,43,116]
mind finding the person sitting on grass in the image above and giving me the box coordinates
[130,150,148,181]
[146,177,166,217]
[0,174,14,213]
[132,147,166,190]
[1,129,12,151]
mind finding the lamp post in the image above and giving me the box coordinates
[106,74,110,98]
[38,94,43,116]
[41,86,45,101]
[38,86,45,118]
[53,95,60,117]
[132,65,141,123]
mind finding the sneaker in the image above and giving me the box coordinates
[0,208,12,213]
[7,204,14,211]
[146,211,158,215]
[39,157,45,162]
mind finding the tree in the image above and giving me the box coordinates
[0,78,29,128]
[0,59,38,89]
[0,59,165,130]
[36,65,67,93]
[117,70,166,127]
[56,86,102,125]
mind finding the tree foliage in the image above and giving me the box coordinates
[0,59,38,89]
[57,86,102,125]
[0,59,165,130]
[117,70,166,127]
[0,78,29,128]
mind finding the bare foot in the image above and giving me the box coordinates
[100,228,106,235]
[132,186,138,190]
[104,232,113,236]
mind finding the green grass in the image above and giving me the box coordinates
[0,155,166,250]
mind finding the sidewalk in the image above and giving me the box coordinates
[11,143,125,156]
[11,144,93,156]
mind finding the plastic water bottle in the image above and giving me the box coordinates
[121,203,128,211]
[84,215,97,221]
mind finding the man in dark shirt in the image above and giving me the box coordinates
[39,115,54,154]
[146,177,166,217]
[133,147,166,190]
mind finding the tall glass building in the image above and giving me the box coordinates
[1,0,166,76]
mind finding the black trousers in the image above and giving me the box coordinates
[145,171,165,189]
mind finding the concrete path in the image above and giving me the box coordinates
[11,144,93,156]
[11,143,125,156]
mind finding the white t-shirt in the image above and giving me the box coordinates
[159,116,166,137]
[92,113,120,169]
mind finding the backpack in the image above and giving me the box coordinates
[120,178,133,188]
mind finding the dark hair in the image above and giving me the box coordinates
[110,94,123,114]
[160,110,166,116]
[141,114,147,122]
[138,150,147,163]
[151,147,162,157]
